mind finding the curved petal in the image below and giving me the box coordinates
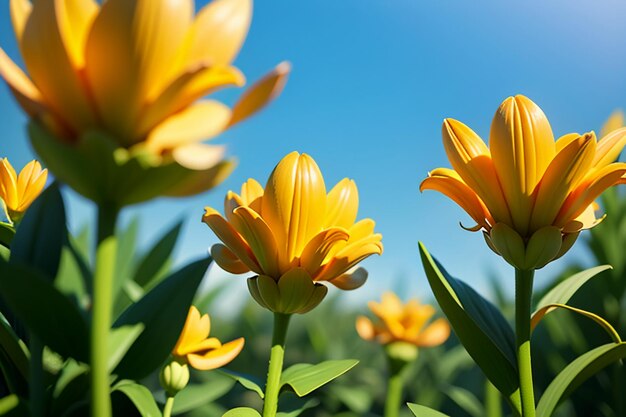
[562,204,602,234]
[10,0,32,45]
[555,133,580,153]
[600,110,624,138]
[0,48,47,118]
[328,267,368,290]
[443,118,512,225]
[325,178,358,229]
[420,167,492,230]
[230,206,280,277]
[530,133,596,232]
[593,127,626,168]
[172,306,210,357]
[85,0,193,142]
[0,159,18,210]
[556,162,626,227]
[172,143,226,170]
[228,62,291,127]
[146,101,231,153]
[415,318,451,347]
[184,0,251,67]
[261,152,327,267]
[187,337,244,370]
[355,316,375,341]
[137,64,244,137]
[210,244,251,274]
[202,207,262,274]
[57,0,99,68]
[240,178,264,213]
[300,227,350,277]
[187,337,222,353]
[16,160,47,211]
[489,95,555,235]
[21,0,96,132]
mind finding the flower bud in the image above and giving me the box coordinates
[159,361,190,397]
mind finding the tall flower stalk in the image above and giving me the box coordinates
[421,95,626,416]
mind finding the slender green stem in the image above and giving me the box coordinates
[515,268,535,417]
[163,396,175,417]
[91,203,119,417]
[485,378,502,417]
[384,368,404,417]
[29,336,44,417]
[262,313,291,417]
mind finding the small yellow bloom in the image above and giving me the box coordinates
[203,151,383,314]
[0,158,47,223]
[356,292,450,347]
[172,306,244,371]
[420,95,626,269]
[0,0,289,205]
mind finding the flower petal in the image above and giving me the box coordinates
[415,318,450,347]
[593,127,626,168]
[300,227,349,277]
[325,178,358,229]
[420,167,492,230]
[16,160,47,211]
[600,110,624,138]
[146,100,231,153]
[0,158,18,210]
[262,152,327,267]
[230,206,280,277]
[172,306,211,357]
[10,0,32,45]
[228,62,291,127]
[442,118,512,225]
[184,0,252,67]
[0,48,46,119]
[187,337,244,370]
[172,143,226,170]
[489,95,555,235]
[210,244,250,274]
[355,316,375,340]
[202,207,262,274]
[328,267,368,290]
[530,133,596,231]
[85,0,193,142]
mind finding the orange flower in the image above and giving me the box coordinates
[356,292,450,347]
[172,306,244,370]
[0,158,47,222]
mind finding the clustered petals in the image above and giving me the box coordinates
[2,0,288,152]
[421,95,626,269]
[203,151,383,313]
[172,306,244,371]
[356,292,450,347]
[0,158,47,223]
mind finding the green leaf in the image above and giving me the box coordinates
[443,385,484,417]
[133,220,182,289]
[0,317,28,381]
[168,374,235,414]
[536,342,626,417]
[331,386,373,413]
[0,222,15,248]
[113,257,211,380]
[219,370,265,398]
[112,380,161,417]
[55,247,90,310]
[418,243,520,408]
[222,407,262,417]
[0,262,89,362]
[534,303,621,343]
[113,217,139,300]
[107,324,144,372]
[280,359,358,397]
[10,183,67,279]
[408,403,451,417]
[276,399,319,417]
[51,361,90,417]
[531,265,611,330]
[0,394,28,416]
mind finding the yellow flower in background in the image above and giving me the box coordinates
[0,0,289,205]
[356,292,450,347]
[0,158,47,223]
[203,151,383,314]
[420,95,626,270]
[600,109,624,138]
[172,306,244,371]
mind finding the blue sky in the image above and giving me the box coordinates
[2,0,626,306]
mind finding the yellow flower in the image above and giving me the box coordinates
[420,95,626,270]
[356,292,450,347]
[172,306,244,371]
[0,158,47,223]
[0,0,289,206]
[203,151,383,314]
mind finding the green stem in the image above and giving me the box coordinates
[515,268,535,417]
[262,313,291,417]
[29,336,44,417]
[485,378,502,417]
[163,396,175,417]
[384,367,404,417]
[91,203,119,417]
